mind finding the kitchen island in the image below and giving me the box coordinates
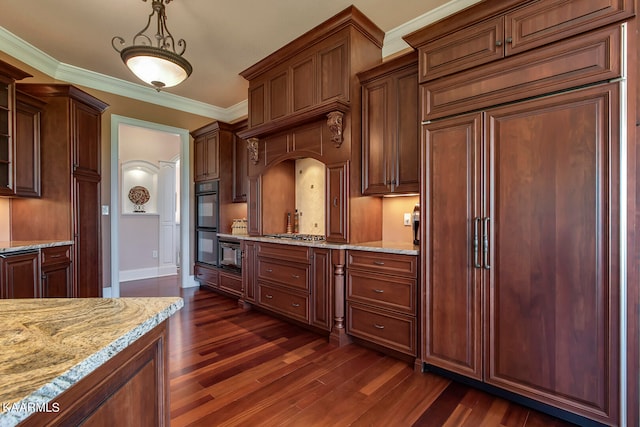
[0,297,183,426]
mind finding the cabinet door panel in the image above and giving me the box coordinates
[326,162,348,243]
[361,80,389,195]
[1,252,39,298]
[418,16,503,83]
[485,84,619,422]
[249,83,265,127]
[422,113,482,379]
[72,101,101,175]
[42,264,73,298]
[505,0,633,55]
[392,70,419,193]
[318,40,348,102]
[269,71,288,120]
[291,55,315,112]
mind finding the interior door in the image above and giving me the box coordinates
[484,83,620,423]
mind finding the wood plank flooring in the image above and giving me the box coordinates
[120,277,578,426]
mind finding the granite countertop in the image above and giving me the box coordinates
[0,297,183,426]
[218,233,419,255]
[0,241,74,254]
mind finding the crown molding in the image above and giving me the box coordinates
[0,26,247,122]
[382,0,482,58]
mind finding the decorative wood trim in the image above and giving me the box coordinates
[326,111,344,147]
[237,99,349,140]
[247,138,259,165]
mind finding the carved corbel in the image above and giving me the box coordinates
[327,111,344,148]
[247,137,259,165]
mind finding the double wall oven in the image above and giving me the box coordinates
[195,180,242,273]
[195,180,219,266]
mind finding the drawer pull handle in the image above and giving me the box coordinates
[291,303,300,307]
[266,268,273,273]
[292,274,300,279]
[49,254,62,258]
[265,294,273,299]
[374,324,385,330]
[373,261,385,266]
[373,289,384,294]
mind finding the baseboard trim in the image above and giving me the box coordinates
[119,266,178,282]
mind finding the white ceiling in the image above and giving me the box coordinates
[0,0,479,120]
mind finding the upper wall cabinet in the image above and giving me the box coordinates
[14,90,45,197]
[359,52,419,195]
[0,60,32,197]
[404,0,634,82]
[239,5,384,140]
[191,121,234,183]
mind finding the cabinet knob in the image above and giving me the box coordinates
[495,40,503,46]
[506,36,513,43]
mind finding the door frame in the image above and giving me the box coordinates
[110,114,197,297]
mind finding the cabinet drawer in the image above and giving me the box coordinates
[258,259,309,290]
[194,264,218,287]
[347,270,416,314]
[347,303,416,356]
[258,282,309,323]
[219,271,243,296]
[41,245,72,267]
[347,251,417,278]
[257,242,310,263]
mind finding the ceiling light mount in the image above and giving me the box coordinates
[112,0,192,91]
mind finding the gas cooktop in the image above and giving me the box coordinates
[263,233,326,241]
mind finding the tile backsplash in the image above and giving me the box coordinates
[295,158,326,235]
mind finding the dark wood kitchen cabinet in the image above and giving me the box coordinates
[14,90,45,197]
[40,245,73,298]
[232,120,249,203]
[0,251,39,298]
[11,84,108,298]
[254,242,331,331]
[346,250,418,358]
[0,61,32,196]
[422,83,621,424]
[359,52,419,195]
[405,0,633,83]
[192,121,236,184]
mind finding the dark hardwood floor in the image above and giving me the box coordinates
[120,277,578,426]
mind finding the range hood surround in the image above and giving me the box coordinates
[240,5,385,243]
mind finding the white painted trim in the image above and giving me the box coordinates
[111,115,192,296]
[119,267,177,283]
[102,287,112,298]
[382,0,483,58]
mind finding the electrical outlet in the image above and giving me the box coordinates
[403,213,411,226]
[152,250,158,259]
[101,205,109,216]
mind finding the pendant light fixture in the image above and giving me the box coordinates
[112,0,192,91]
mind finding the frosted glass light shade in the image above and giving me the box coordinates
[120,46,192,90]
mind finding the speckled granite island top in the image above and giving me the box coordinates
[0,297,183,426]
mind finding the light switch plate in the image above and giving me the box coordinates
[101,205,109,216]
[403,213,411,226]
